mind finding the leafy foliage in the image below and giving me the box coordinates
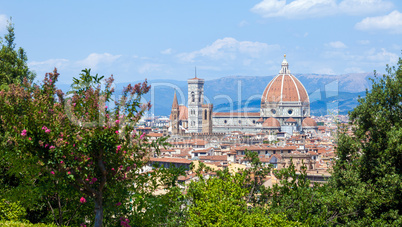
[0,199,26,221]
[0,18,35,87]
[185,152,301,226]
[331,57,402,225]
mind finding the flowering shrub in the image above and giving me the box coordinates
[0,68,172,226]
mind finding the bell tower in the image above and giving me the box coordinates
[188,69,204,133]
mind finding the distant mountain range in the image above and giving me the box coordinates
[56,73,374,116]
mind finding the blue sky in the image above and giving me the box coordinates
[1,0,401,84]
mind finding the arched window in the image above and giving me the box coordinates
[191,91,195,102]
[199,92,202,103]
[204,110,207,120]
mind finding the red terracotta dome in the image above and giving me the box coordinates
[285,117,297,123]
[262,117,280,128]
[261,74,309,103]
[261,56,309,104]
[302,117,317,127]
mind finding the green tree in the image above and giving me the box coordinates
[185,152,300,226]
[332,56,402,225]
[0,18,35,87]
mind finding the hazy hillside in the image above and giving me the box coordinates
[56,73,373,116]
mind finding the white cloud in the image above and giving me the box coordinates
[315,67,336,75]
[77,53,121,69]
[161,48,173,55]
[345,67,365,73]
[358,40,370,45]
[366,48,398,64]
[0,15,7,32]
[177,37,279,62]
[328,41,347,48]
[251,0,393,18]
[138,63,164,74]
[355,10,402,33]
[339,0,393,15]
[251,0,337,18]
[28,59,70,72]
[238,20,249,27]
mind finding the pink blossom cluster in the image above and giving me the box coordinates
[89,177,97,184]
[42,126,51,133]
[21,129,27,136]
[80,197,86,203]
[120,217,131,227]
[116,145,122,153]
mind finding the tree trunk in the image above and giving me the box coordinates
[94,197,103,227]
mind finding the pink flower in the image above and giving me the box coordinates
[73,144,75,147]
[117,145,121,150]
[21,129,27,136]
[51,171,55,175]
[86,178,89,181]
[115,202,122,206]
[80,223,86,227]
[140,132,145,140]
[45,144,49,148]
[115,130,119,134]
[73,103,76,107]
[42,126,47,130]
[92,178,97,182]
[105,106,108,109]
[123,151,126,154]
[28,137,32,141]
[49,145,55,149]
[80,197,86,203]
[115,119,120,124]
[45,129,51,133]
[60,161,64,164]
[111,168,115,171]
[49,79,52,83]
[67,171,71,174]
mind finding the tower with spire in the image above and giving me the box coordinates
[170,91,180,135]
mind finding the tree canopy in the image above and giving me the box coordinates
[0,18,35,87]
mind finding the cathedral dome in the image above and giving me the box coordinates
[302,117,317,127]
[261,74,308,104]
[262,117,280,128]
[260,55,310,119]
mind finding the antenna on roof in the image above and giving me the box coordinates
[195,66,197,78]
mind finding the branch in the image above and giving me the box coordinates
[57,192,62,226]
[66,203,81,226]
[47,198,58,226]
[97,148,107,192]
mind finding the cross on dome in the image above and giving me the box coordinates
[280,54,290,74]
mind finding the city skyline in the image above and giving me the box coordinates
[1,0,401,85]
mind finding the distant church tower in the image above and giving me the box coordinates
[171,91,180,135]
[188,71,204,133]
